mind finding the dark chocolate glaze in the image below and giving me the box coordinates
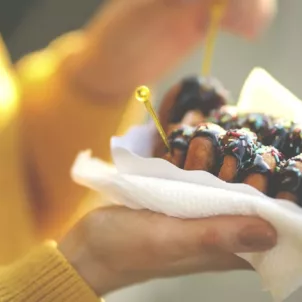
[168,125,196,154]
[261,122,288,149]
[287,125,302,158]
[209,106,239,130]
[191,123,226,175]
[220,128,258,173]
[238,114,274,141]
[238,146,284,195]
[262,120,302,159]
[209,107,274,141]
[275,154,302,206]
[209,107,302,160]
[169,77,227,124]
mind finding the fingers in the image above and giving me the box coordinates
[165,214,276,273]
[84,206,277,258]
[60,206,276,291]
[74,0,208,97]
[176,215,276,257]
[69,0,276,98]
[197,251,253,272]
[223,0,277,38]
[160,252,252,277]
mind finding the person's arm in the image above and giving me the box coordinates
[0,1,277,300]
[17,31,145,240]
[16,0,276,242]
[0,206,276,302]
[0,242,100,302]
[58,206,277,297]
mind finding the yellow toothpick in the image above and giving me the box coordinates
[202,0,227,76]
[135,86,171,152]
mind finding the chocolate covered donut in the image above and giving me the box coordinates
[209,106,274,141]
[275,154,302,205]
[263,120,302,159]
[163,125,196,168]
[164,125,283,193]
[218,128,258,182]
[158,76,229,133]
[160,120,302,204]
[154,76,302,206]
[240,146,284,194]
[184,123,225,175]
[209,105,239,129]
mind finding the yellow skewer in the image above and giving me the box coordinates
[202,0,227,76]
[135,86,171,152]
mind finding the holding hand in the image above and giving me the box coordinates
[58,0,277,297]
[59,206,276,296]
[66,0,277,100]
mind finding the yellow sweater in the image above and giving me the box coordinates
[0,31,143,301]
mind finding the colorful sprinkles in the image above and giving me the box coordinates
[165,101,302,205]
[275,154,302,206]
[168,125,196,153]
[191,123,226,175]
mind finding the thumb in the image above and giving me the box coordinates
[178,216,277,256]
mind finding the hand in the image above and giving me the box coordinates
[59,206,276,297]
[64,0,277,100]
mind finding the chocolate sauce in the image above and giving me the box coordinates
[220,128,258,172]
[276,154,302,206]
[208,107,302,160]
[238,113,274,141]
[238,146,284,195]
[209,107,274,141]
[168,125,196,154]
[262,120,291,150]
[209,106,239,130]
[262,120,302,159]
[169,77,227,124]
[191,123,226,175]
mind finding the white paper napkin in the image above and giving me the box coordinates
[72,68,302,302]
[238,68,302,121]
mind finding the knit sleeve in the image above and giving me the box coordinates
[0,242,101,302]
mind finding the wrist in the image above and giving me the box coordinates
[58,228,126,296]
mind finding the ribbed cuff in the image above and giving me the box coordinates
[0,242,100,302]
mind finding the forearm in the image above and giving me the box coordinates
[17,31,144,239]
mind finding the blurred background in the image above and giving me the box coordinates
[2,0,302,301]
[2,0,302,102]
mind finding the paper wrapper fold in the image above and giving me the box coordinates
[72,68,302,301]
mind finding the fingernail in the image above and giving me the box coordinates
[238,225,277,251]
